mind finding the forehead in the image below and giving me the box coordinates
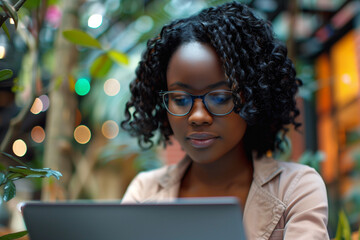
[166,42,226,91]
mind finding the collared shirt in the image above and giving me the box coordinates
[122,156,329,240]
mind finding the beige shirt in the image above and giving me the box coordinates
[122,156,329,240]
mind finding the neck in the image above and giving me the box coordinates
[184,143,253,188]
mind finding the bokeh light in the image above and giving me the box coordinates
[30,98,43,114]
[104,78,121,96]
[74,125,91,144]
[101,120,119,139]
[39,95,50,111]
[75,78,91,96]
[0,46,5,59]
[88,14,103,28]
[341,73,351,84]
[134,15,154,33]
[9,18,14,24]
[13,139,27,157]
[31,126,45,143]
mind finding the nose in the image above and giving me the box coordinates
[188,99,213,126]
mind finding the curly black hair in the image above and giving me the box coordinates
[121,1,302,158]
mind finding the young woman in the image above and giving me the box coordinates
[121,2,329,239]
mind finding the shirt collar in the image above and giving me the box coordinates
[157,154,284,189]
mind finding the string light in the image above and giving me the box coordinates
[101,120,119,139]
[31,126,45,143]
[13,139,27,157]
[39,95,50,111]
[104,78,120,96]
[30,98,43,114]
[75,78,91,96]
[88,14,103,29]
[0,46,5,59]
[74,125,91,144]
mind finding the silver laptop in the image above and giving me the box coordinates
[22,197,247,240]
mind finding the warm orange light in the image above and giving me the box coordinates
[30,98,43,114]
[31,126,45,143]
[0,46,5,59]
[12,139,27,157]
[331,30,359,108]
[101,120,119,139]
[74,125,91,144]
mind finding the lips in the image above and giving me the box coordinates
[187,133,219,148]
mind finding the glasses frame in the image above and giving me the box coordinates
[159,89,234,116]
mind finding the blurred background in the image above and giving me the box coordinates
[0,0,359,238]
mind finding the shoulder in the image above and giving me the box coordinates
[277,162,329,238]
[271,161,326,203]
[121,165,169,203]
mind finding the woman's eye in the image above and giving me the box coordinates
[171,95,191,106]
[209,94,232,105]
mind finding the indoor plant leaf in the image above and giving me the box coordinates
[107,50,129,65]
[63,29,102,49]
[2,23,10,40]
[0,162,5,171]
[335,210,351,240]
[90,53,112,78]
[8,166,62,180]
[0,69,13,81]
[0,172,5,185]
[0,230,28,240]
[3,180,16,202]
[0,151,29,167]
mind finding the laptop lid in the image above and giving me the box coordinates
[22,197,246,240]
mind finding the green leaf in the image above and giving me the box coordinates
[335,210,351,240]
[3,180,16,202]
[0,69,13,81]
[6,172,24,181]
[8,166,62,180]
[0,230,28,240]
[2,23,10,40]
[0,162,6,171]
[63,29,102,49]
[23,0,40,10]
[0,152,29,167]
[0,172,5,185]
[90,53,113,78]
[107,50,129,65]
[1,0,18,29]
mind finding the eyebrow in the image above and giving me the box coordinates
[169,81,228,90]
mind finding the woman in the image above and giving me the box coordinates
[121,2,329,239]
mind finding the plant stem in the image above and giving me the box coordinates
[0,0,27,27]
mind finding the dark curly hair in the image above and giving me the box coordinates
[121,1,302,158]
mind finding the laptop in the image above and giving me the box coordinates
[22,197,247,240]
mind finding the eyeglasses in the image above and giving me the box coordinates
[159,90,234,116]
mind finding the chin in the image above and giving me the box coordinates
[186,149,219,165]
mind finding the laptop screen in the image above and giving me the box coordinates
[22,197,246,240]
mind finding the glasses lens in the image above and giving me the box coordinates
[205,91,234,115]
[164,92,192,115]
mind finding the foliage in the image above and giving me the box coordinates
[335,210,352,240]
[0,231,28,240]
[0,152,62,202]
[0,152,61,240]
[62,29,128,79]
[298,150,325,173]
[0,69,13,81]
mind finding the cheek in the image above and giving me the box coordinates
[167,114,186,137]
[224,115,247,140]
